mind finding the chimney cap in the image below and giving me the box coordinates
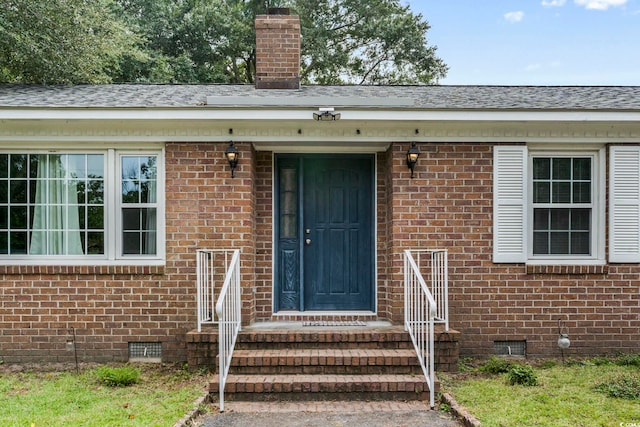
[267,7,290,15]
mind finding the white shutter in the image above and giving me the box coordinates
[609,146,640,263]
[493,146,528,263]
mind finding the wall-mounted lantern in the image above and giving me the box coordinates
[406,142,421,178]
[225,141,239,178]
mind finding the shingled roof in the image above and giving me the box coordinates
[1,84,640,110]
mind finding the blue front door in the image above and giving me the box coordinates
[275,155,374,311]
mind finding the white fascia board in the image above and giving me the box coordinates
[1,108,640,122]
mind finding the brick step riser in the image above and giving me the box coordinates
[235,342,415,350]
[228,366,423,375]
[213,391,430,402]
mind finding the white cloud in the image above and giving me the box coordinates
[574,0,627,10]
[504,11,525,22]
[541,0,567,6]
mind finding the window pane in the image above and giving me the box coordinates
[0,232,7,254]
[533,158,550,179]
[533,232,549,254]
[87,232,104,254]
[0,154,7,178]
[552,182,571,203]
[550,232,569,254]
[87,180,104,204]
[0,207,7,229]
[87,155,103,178]
[0,181,7,203]
[573,182,591,203]
[533,182,550,203]
[571,209,590,230]
[10,180,27,203]
[10,206,27,229]
[10,155,27,178]
[122,179,140,203]
[571,232,590,254]
[122,208,141,229]
[10,231,27,254]
[66,155,86,179]
[87,206,103,229]
[533,208,548,230]
[123,232,140,254]
[279,168,297,239]
[122,208,156,255]
[552,158,571,180]
[121,157,140,179]
[573,158,591,180]
[550,209,570,230]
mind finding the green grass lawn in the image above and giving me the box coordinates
[442,357,640,427]
[0,364,209,427]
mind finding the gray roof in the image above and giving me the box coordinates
[0,84,640,110]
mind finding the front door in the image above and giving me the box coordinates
[275,154,374,311]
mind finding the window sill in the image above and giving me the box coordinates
[526,264,608,275]
[0,264,165,276]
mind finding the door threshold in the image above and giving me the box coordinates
[273,310,377,317]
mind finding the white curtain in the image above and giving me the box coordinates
[30,154,84,255]
[144,157,157,255]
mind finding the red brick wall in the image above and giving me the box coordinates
[0,142,256,364]
[2,141,638,364]
[388,142,640,358]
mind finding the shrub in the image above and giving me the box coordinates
[594,374,640,400]
[479,357,515,374]
[615,354,640,367]
[590,356,614,366]
[95,366,141,387]
[507,364,538,387]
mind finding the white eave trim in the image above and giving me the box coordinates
[2,108,640,122]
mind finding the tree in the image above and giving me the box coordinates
[113,0,259,83]
[295,0,447,84]
[0,0,447,85]
[112,0,446,85]
[0,0,140,84]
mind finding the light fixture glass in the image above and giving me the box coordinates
[406,142,421,178]
[225,142,239,178]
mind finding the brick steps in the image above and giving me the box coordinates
[227,348,421,374]
[234,328,415,349]
[207,325,444,403]
[209,373,436,402]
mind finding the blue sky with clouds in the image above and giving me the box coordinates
[406,0,640,85]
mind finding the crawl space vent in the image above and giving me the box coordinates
[128,342,162,363]
[494,340,526,357]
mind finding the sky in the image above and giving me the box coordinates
[405,0,640,85]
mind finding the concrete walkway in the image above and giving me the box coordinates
[197,401,462,427]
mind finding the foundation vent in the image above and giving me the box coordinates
[494,340,526,357]
[128,342,162,363]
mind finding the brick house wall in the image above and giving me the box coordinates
[1,140,638,364]
[0,141,257,364]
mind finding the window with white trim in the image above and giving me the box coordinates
[0,150,164,263]
[493,146,606,265]
[531,155,593,257]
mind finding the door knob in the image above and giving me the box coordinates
[305,238,312,245]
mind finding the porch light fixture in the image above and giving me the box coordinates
[406,142,421,178]
[225,141,239,178]
[313,107,341,121]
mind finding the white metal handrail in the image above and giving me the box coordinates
[404,249,448,409]
[214,249,241,413]
[196,249,236,331]
[410,249,449,331]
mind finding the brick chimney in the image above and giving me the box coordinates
[255,8,301,89]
